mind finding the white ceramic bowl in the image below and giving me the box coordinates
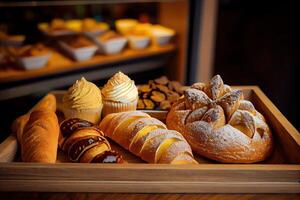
[59,41,98,61]
[128,36,150,50]
[83,29,108,38]
[150,25,175,46]
[16,53,51,70]
[92,37,128,55]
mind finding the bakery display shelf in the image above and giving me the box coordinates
[0,86,299,193]
[0,0,177,7]
[0,44,175,84]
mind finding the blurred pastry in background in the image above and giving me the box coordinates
[62,77,103,124]
[115,19,138,35]
[0,31,25,46]
[82,18,109,36]
[102,71,138,116]
[65,19,82,32]
[62,36,94,48]
[50,18,66,31]
[38,18,77,36]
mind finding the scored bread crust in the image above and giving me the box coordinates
[22,109,59,163]
[166,75,273,163]
[99,111,197,164]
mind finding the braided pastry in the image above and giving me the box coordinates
[99,111,197,164]
[59,118,123,163]
[166,75,273,163]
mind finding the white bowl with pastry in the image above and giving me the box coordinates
[0,31,25,47]
[150,25,175,46]
[12,44,51,70]
[58,36,98,61]
[92,31,127,55]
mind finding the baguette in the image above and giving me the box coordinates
[12,93,57,142]
[99,111,197,164]
[11,93,59,163]
[21,109,59,163]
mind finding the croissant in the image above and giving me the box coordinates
[59,118,123,163]
[12,94,59,163]
[167,75,273,163]
[99,111,197,164]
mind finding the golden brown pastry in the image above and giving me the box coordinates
[11,93,59,163]
[12,93,56,141]
[59,118,123,163]
[99,111,197,164]
[21,109,59,163]
[166,75,273,163]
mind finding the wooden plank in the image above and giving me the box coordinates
[0,163,299,182]
[0,44,175,83]
[1,193,299,200]
[0,180,299,193]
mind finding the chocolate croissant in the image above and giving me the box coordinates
[59,118,123,163]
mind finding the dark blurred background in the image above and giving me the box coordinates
[214,0,299,130]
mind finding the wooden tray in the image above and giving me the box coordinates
[0,86,299,193]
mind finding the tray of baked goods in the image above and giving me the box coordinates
[0,72,299,193]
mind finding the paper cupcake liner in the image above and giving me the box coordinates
[102,98,138,117]
[62,105,103,124]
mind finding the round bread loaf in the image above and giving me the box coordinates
[166,75,273,163]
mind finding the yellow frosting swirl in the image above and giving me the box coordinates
[63,77,102,109]
[102,71,138,103]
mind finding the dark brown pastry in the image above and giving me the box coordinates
[138,76,186,110]
[59,118,123,163]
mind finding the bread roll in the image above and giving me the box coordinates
[167,75,273,163]
[99,111,197,164]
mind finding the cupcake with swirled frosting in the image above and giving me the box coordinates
[62,77,103,124]
[102,71,138,116]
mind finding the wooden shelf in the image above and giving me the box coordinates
[0,44,175,100]
[0,0,177,7]
[0,44,175,84]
